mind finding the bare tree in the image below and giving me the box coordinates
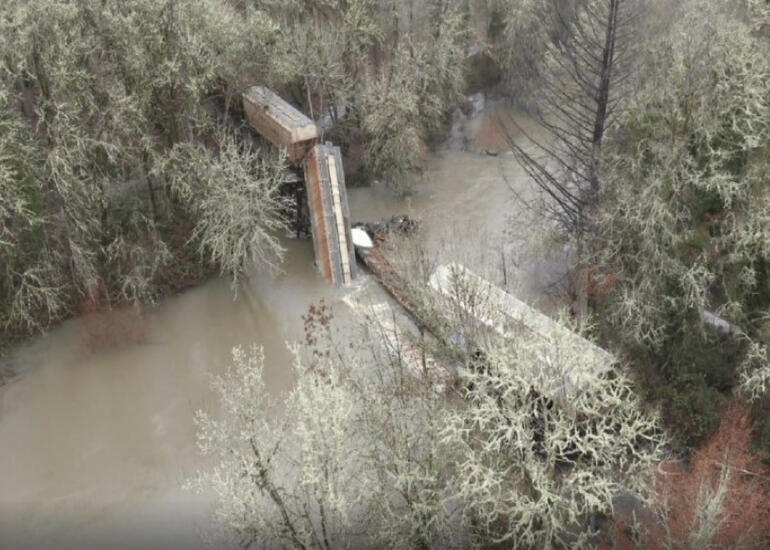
[505,0,643,239]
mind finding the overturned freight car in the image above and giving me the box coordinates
[303,143,357,286]
[242,86,319,165]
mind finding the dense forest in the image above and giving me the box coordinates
[0,0,470,341]
[2,0,770,548]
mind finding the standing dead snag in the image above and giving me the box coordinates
[504,0,642,238]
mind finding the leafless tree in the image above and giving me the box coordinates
[505,0,644,239]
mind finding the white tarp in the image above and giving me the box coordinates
[351,227,374,249]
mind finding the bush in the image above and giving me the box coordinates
[646,327,744,448]
[656,375,726,448]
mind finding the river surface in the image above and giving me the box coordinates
[0,105,562,548]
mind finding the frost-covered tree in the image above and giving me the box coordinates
[164,131,290,281]
[252,0,471,193]
[0,88,65,332]
[360,1,470,192]
[442,328,665,548]
[189,345,362,549]
[490,0,550,102]
[358,51,426,193]
[746,0,770,31]
[190,315,460,549]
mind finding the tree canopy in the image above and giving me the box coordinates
[592,0,770,447]
[0,0,474,341]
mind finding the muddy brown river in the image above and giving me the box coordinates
[0,106,559,548]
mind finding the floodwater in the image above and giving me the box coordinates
[0,243,330,549]
[0,102,561,548]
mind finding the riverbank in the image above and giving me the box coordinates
[0,99,573,549]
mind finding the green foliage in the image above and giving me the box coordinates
[752,394,770,462]
[633,327,735,449]
[654,376,726,448]
[595,0,770,447]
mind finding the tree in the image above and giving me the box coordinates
[443,333,665,548]
[746,0,770,32]
[164,130,291,282]
[189,344,361,549]
[362,0,470,190]
[429,263,666,547]
[0,0,287,338]
[252,0,471,193]
[192,272,666,548]
[0,88,65,333]
[592,0,770,446]
[606,400,770,549]
[504,0,643,239]
[490,0,551,102]
[359,52,426,193]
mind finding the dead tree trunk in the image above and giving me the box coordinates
[503,0,643,319]
[505,0,641,236]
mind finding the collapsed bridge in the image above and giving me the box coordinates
[243,86,356,286]
[242,86,614,405]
